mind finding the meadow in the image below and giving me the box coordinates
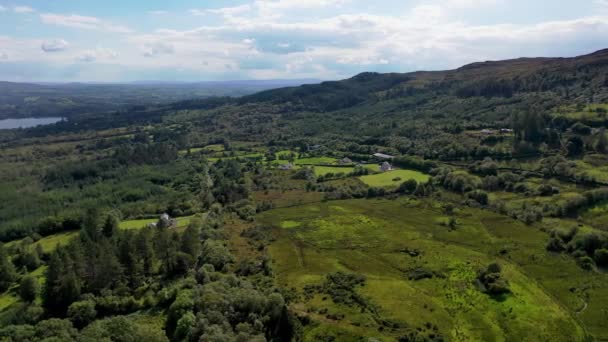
[258,198,605,341]
[359,169,430,187]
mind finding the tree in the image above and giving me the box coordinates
[174,311,195,341]
[397,179,417,194]
[135,229,155,276]
[596,128,607,153]
[593,249,608,267]
[81,208,102,242]
[43,250,82,315]
[478,262,510,295]
[19,275,39,302]
[565,136,584,156]
[102,213,119,238]
[68,300,97,328]
[181,221,201,262]
[0,244,16,291]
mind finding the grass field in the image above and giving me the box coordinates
[207,153,263,163]
[33,231,79,253]
[296,157,338,165]
[257,198,604,341]
[314,166,354,176]
[359,169,430,187]
[119,215,195,230]
[4,215,196,255]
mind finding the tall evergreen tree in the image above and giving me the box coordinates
[135,228,156,276]
[81,208,102,243]
[181,221,202,262]
[102,213,119,238]
[0,243,16,291]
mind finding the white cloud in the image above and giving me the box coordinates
[41,39,69,52]
[445,0,500,8]
[2,1,608,81]
[0,5,6,12]
[77,48,118,62]
[40,13,132,33]
[0,52,8,60]
[149,10,167,15]
[142,42,175,57]
[196,0,348,20]
[14,6,35,13]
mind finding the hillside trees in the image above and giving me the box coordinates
[0,244,16,291]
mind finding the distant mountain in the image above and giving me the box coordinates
[0,79,320,119]
[129,79,320,87]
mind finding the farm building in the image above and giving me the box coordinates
[373,153,394,159]
[339,157,353,165]
[148,213,177,229]
[380,162,393,172]
[278,163,294,170]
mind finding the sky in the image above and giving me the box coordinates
[0,0,608,82]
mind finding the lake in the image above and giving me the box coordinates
[0,117,64,129]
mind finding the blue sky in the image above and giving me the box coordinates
[0,0,607,82]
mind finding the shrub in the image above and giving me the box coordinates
[477,263,510,296]
[546,237,566,252]
[19,275,39,302]
[68,300,97,328]
[466,190,489,205]
[398,179,418,194]
[577,256,596,271]
[594,249,608,267]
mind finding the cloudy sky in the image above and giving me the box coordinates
[0,0,607,82]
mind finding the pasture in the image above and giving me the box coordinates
[359,169,430,187]
[257,198,604,341]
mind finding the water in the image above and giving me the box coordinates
[0,117,64,129]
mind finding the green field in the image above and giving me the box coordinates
[296,157,338,165]
[314,166,355,176]
[4,215,196,254]
[359,169,430,187]
[119,215,195,230]
[207,153,263,163]
[257,198,601,341]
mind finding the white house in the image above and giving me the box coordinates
[380,162,393,172]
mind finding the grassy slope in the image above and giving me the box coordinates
[359,169,430,187]
[258,198,601,341]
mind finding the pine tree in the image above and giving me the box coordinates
[19,275,39,302]
[135,229,156,276]
[119,233,144,289]
[43,250,65,313]
[81,208,102,242]
[181,221,201,262]
[102,213,119,238]
[0,244,16,291]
